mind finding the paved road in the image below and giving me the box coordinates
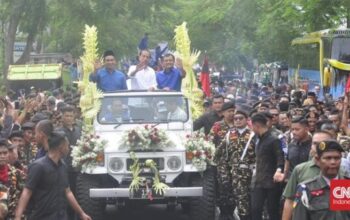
[105,204,227,220]
[105,204,191,220]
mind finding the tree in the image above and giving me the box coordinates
[15,0,47,64]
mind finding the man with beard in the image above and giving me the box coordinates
[292,140,350,220]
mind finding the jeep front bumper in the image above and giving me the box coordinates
[90,187,203,198]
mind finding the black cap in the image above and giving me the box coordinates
[0,138,9,148]
[31,112,48,124]
[22,121,35,130]
[9,130,23,140]
[103,50,115,58]
[307,92,316,97]
[235,98,246,104]
[221,102,235,112]
[235,109,248,118]
[262,111,273,119]
[317,140,344,156]
[256,102,269,110]
[252,101,261,109]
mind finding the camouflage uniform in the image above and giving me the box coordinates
[0,164,25,219]
[210,120,234,209]
[229,128,256,218]
[18,143,38,167]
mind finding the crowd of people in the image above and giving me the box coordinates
[194,81,350,220]
[0,85,93,220]
[0,46,348,220]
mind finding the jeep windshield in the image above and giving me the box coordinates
[98,95,189,124]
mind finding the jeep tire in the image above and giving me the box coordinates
[188,166,216,220]
[76,174,106,220]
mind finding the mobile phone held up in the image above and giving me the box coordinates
[14,100,20,110]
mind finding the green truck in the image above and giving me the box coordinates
[7,64,64,96]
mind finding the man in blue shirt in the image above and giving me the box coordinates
[156,53,186,91]
[89,50,127,92]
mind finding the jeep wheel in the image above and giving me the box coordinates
[188,166,216,220]
[76,174,106,220]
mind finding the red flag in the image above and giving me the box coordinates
[200,55,211,97]
[346,75,350,94]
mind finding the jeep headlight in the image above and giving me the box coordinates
[109,157,124,172]
[167,156,181,171]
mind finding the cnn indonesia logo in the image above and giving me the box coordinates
[330,179,350,210]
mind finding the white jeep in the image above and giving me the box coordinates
[76,91,216,220]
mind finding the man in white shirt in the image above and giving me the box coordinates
[166,99,187,121]
[127,50,157,90]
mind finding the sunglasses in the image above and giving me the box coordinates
[234,116,245,121]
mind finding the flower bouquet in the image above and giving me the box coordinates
[72,131,107,173]
[184,131,215,171]
[120,125,172,151]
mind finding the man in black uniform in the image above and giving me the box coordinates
[250,113,285,220]
[58,105,82,220]
[292,140,350,220]
[284,117,312,178]
[194,94,224,135]
[14,132,91,220]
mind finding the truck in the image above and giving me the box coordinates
[7,64,63,96]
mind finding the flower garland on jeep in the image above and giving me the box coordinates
[129,152,169,199]
[72,131,107,173]
[120,125,172,151]
[184,132,215,172]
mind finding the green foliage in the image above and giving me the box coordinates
[2,0,350,70]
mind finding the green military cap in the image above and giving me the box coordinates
[317,140,344,156]
[221,101,235,112]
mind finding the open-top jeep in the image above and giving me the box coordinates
[76,91,216,220]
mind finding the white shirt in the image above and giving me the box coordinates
[127,65,157,90]
[167,107,187,121]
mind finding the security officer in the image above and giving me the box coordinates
[209,102,235,147]
[229,110,255,220]
[211,102,235,220]
[292,140,350,220]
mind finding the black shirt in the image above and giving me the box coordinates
[253,129,285,188]
[287,138,312,173]
[26,155,69,220]
[58,125,81,171]
[193,111,223,135]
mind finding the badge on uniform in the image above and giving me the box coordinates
[319,142,326,151]
[310,189,324,197]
